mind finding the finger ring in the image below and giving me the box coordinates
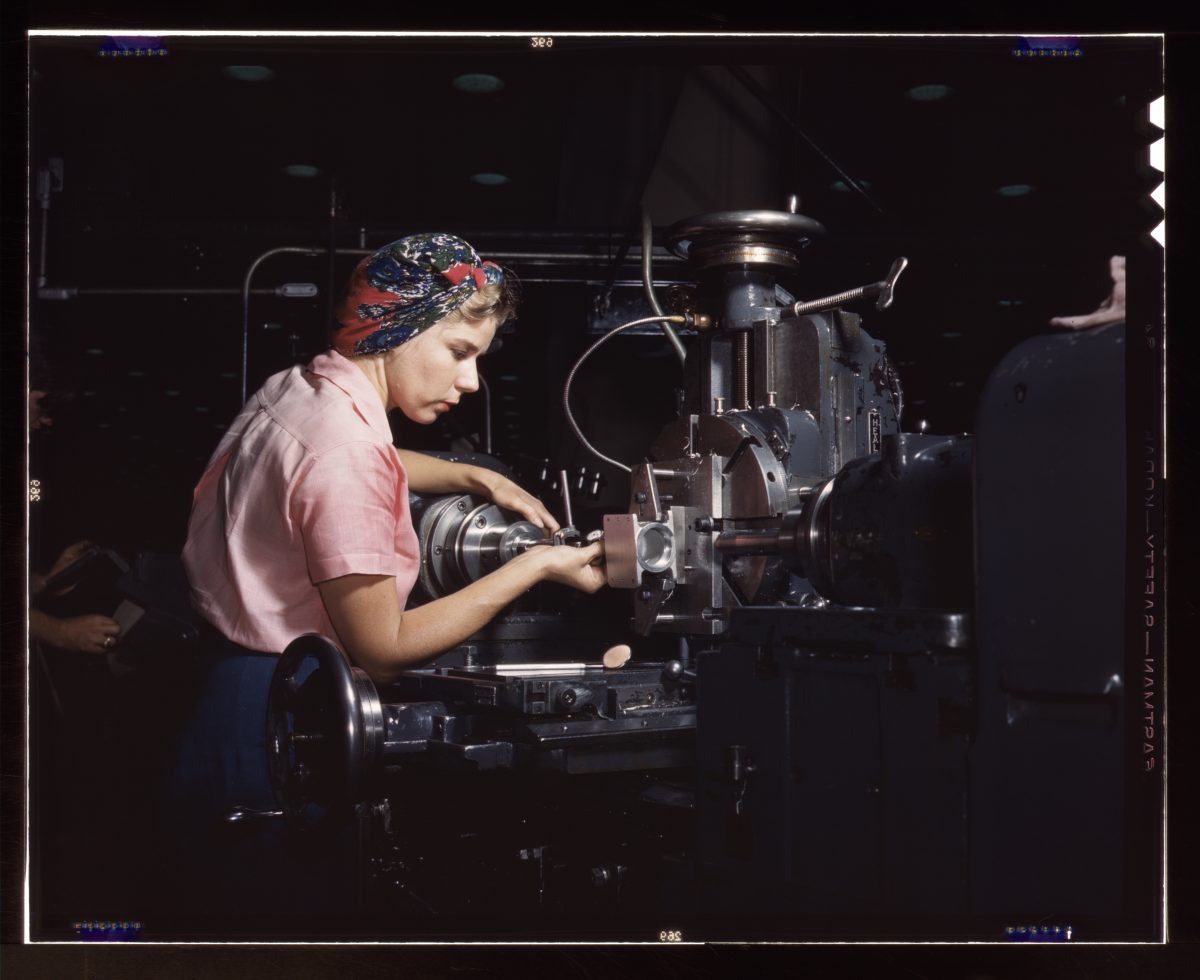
[103,636,114,649]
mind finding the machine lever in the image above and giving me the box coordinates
[789,256,909,316]
[558,469,575,529]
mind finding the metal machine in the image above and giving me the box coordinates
[258,206,1135,939]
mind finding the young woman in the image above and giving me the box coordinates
[167,234,604,931]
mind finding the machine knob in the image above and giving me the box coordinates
[557,686,589,711]
[662,660,696,685]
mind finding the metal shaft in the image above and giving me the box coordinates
[735,332,751,411]
[714,528,781,556]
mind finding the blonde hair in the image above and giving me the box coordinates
[456,275,520,327]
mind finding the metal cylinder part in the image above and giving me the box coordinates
[415,494,546,599]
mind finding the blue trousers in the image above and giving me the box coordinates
[159,628,355,936]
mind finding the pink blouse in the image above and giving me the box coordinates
[182,350,421,653]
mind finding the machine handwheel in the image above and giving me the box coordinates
[666,208,828,270]
[266,633,384,833]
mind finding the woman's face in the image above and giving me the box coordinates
[384,314,499,424]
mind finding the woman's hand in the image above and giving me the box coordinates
[319,541,606,685]
[394,450,559,531]
[475,471,560,532]
[528,541,607,593]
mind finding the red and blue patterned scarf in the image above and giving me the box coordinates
[333,233,504,356]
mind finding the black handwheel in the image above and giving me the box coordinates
[266,633,384,833]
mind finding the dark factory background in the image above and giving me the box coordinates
[19,31,1167,945]
[27,33,1160,571]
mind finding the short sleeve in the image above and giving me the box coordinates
[290,441,407,584]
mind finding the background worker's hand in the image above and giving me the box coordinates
[47,540,100,580]
[1050,256,1126,330]
[42,614,122,654]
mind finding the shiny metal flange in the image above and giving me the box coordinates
[666,209,828,272]
[417,493,544,599]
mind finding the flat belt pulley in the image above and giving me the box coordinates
[266,633,383,832]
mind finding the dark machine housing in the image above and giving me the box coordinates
[259,207,1133,940]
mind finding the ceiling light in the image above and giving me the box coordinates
[164,389,181,396]
[996,184,1034,197]
[285,164,321,178]
[222,65,275,82]
[996,299,1025,307]
[470,173,509,186]
[941,332,962,339]
[453,73,504,93]
[128,370,145,377]
[831,178,872,193]
[86,348,103,355]
[906,84,950,102]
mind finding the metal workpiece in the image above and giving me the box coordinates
[603,513,675,589]
[603,464,679,591]
[624,455,738,636]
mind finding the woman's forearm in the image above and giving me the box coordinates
[29,608,62,646]
[395,449,494,496]
[318,549,545,686]
[389,554,545,673]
